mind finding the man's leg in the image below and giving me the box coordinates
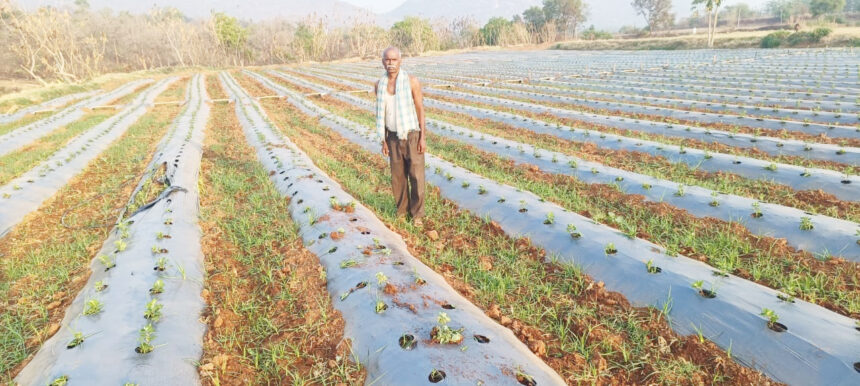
[406,131,426,219]
[387,130,409,218]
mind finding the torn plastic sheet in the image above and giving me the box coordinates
[0,79,153,157]
[265,71,860,261]
[300,67,858,165]
[0,77,176,238]
[0,90,98,125]
[15,74,209,385]
[267,80,860,385]
[221,71,566,385]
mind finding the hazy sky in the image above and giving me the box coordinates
[342,0,404,13]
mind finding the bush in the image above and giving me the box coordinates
[812,27,832,39]
[761,31,790,48]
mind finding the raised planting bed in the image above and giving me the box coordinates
[220,71,565,385]
[15,74,209,384]
[269,71,860,261]
[302,67,859,166]
[0,78,177,238]
[257,74,860,385]
[0,79,152,157]
[0,90,98,125]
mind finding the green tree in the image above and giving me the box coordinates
[522,6,546,32]
[632,0,674,33]
[390,16,438,54]
[211,12,247,65]
[480,17,513,45]
[692,0,724,47]
[543,0,588,38]
[810,0,845,17]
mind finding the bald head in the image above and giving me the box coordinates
[382,46,402,76]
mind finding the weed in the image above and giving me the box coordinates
[799,217,814,231]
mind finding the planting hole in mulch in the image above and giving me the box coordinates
[399,334,417,350]
[498,198,506,203]
[519,208,528,213]
[297,199,304,204]
[428,369,446,383]
[712,271,729,277]
[732,160,742,164]
[328,246,338,253]
[699,289,716,299]
[441,303,455,310]
[355,281,367,289]
[516,372,537,386]
[767,321,788,333]
[841,180,851,184]
[751,212,763,218]
[473,334,490,343]
[350,218,358,222]
[647,266,662,274]
[854,362,860,373]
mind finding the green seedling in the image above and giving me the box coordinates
[566,224,581,238]
[156,232,166,240]
[49,375,69,386]
[94,281,108,292]
[375,299,388,314]
[764,163,778,172]
[83,299,103,316]
[154,257,168,272]
[445,172,453,181]
[799,217,814,231]
[144,299,163,322]
[67,331,86,349]
[136,323,155,354]
[432,312,464,344]
[150,279,165,295]
[518,199,527,213]
[568,160,577,168]
[98,254,115,270]
[641,183,652,190]
[376,271,388,286]
[340,259,357,269]
[114,240,127,252]
[751,202,763,218]
[590,167,599,174]
[478,185,487,195]
[709,191,719,207]
[461,181,470,188]
[692,280,716,298]
[646,259,660,274]
[674,184,686,197]
[760,308,781,328]
[544,212,555,225]
[604,242,617,255]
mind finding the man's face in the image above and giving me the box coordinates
[382,50,400,75]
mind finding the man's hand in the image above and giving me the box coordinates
[417,136,426,154]
[381,140,389,156]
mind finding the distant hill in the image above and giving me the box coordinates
[381,0,542,24]
[16,0,375,23]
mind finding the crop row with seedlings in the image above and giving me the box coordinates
[0,77,177,237]
[14,74,209,385]
[0,90,98,125]
[0,89,182,380]
[269,72,860,264]
[220,71,565,385]
[236,72,779,385]
[261,77,860,384]
[305,66,858,166]
[412,64,857,121]
[0,79,152,156]
[262,72,859,323]
[196,78,363,384]
[287,68,858,217]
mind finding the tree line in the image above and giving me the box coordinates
[0,0,588,84]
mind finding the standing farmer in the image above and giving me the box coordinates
[375,46,427,227]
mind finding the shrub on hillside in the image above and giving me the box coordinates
[761,31,791,48]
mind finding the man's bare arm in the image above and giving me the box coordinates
[410,75,427,153]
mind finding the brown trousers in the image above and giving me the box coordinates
[386,129,425,219]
